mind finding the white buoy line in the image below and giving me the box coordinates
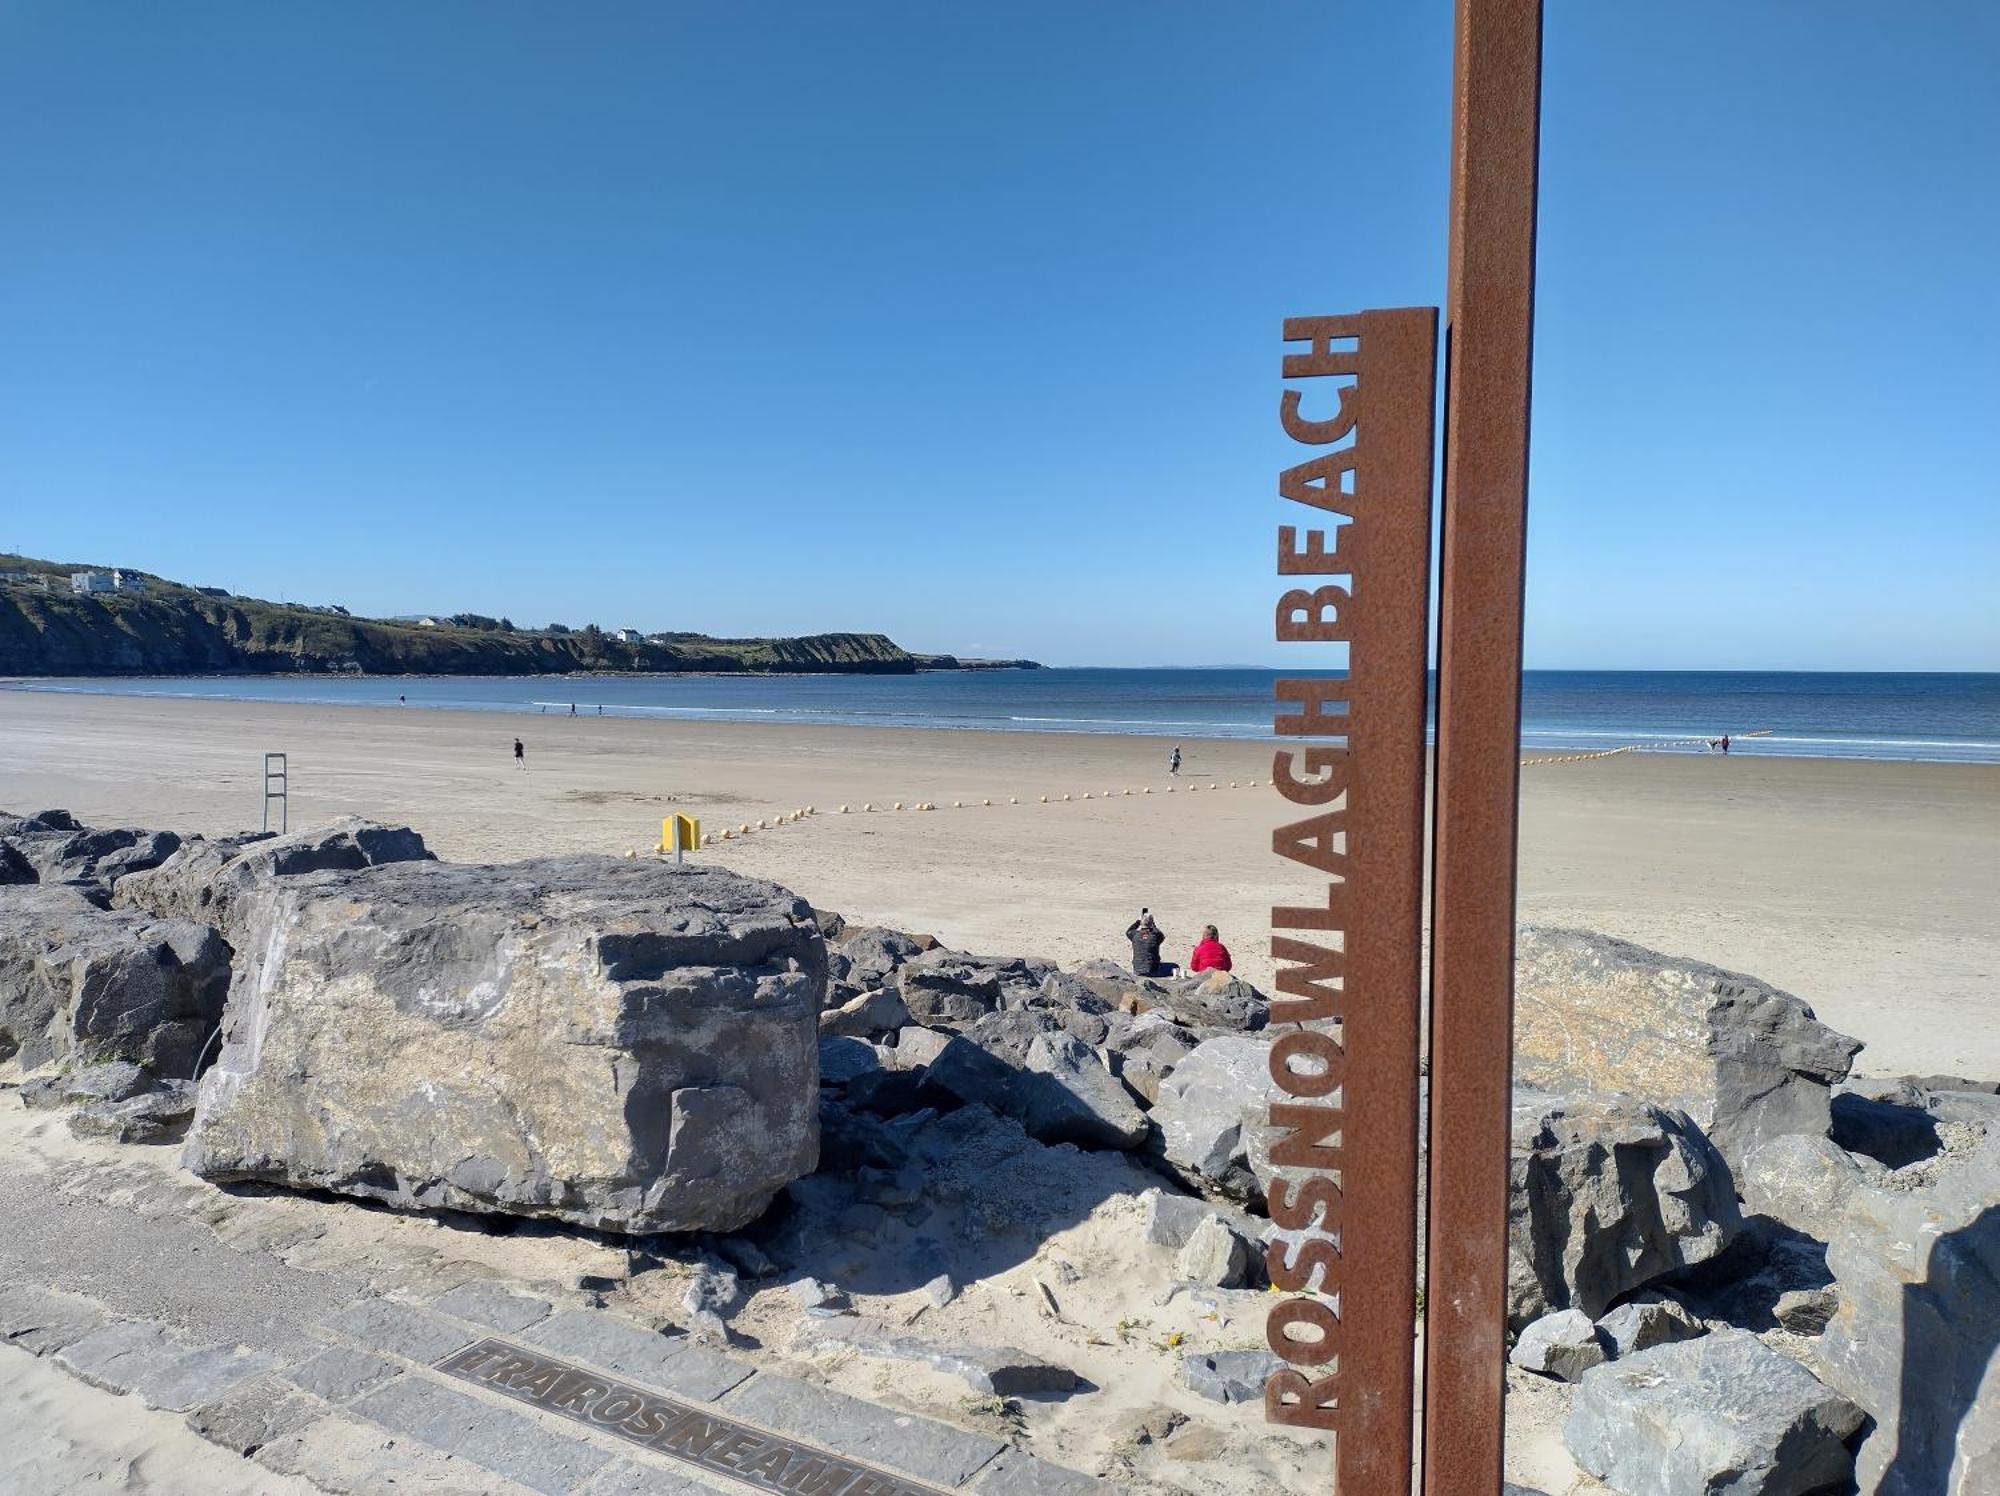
[657,777,1272,852]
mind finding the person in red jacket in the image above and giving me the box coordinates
[1189,924,1232,974]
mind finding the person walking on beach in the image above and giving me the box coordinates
[1169,745,1182,776]
[1126,911,1169,977]
[1720,733,1731,755]
[569,703,577,717]
[513,737,526,770]
[1190,924,1233,974]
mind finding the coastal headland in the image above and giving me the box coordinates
[4,688,1995,1080]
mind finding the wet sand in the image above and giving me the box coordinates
[3,689,1996,1079]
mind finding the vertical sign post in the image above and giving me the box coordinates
[1265,309,1436,1494]
[1423,0,1544,1492]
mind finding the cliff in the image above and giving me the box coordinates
[0,558,1035,678]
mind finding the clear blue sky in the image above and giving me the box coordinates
[2,3,1994,669]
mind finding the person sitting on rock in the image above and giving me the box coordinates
[1126,911,1171,977]
[1190,924,1233,974]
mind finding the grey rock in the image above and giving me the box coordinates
[1143,1189,1221,1250]
[1509,1308,1608,1381]
[1179,1348,1283,1404]
[1595,1298,1703,1357]
[1015,1031,1148,1150]
[795,1318,1077,1398]
[896,950,1050,1028]
[835,926,925,994]
[110,817,433,942]
[0,813,182,897]
[886,1025,953,1070]
[921,1273,957,1308]
[1515,927,1862,1175]
[817,1035,884,1085]
[62,1059,152,1103]
[183,856,824,1234]
[1771,1285,1837,1336]
[68,1082,197,1143]
[1815,1104,2000,1494]
[788,1276,850,1314]
[1176,1213,1251,1289]
[818,987,911,1038]
[0,886,230,1076]
[1149,1035,1282,1203]
[1566,1328,1863,1496]
[1508,1087,1741,1329]
[1102,1011,1202,1102]
[811,907,846,943]
[1158,969,1271,1033]
[1738,1130,1871,1241]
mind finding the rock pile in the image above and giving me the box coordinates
[185,855,826,1234]
[8,818,1996,1495]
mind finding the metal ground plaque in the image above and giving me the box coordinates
[436,1338,952,1496]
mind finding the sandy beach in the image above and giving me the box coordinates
[3,689,1995,1080]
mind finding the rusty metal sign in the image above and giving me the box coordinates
[436,1338,949,1496]
[1422,1,1544,1492]
[1264,307,1436,1493]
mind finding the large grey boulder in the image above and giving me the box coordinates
[1814,1087,2000,1495]
[1509,1308,1608,1382]
[0,811,183,902]
[0,886,231,1076]
[110,817,431,942]
[826,927,925,1005]
[1066,959,1268,1035]
[183,856,824,1234]
[895,951,1051,1028]
[1566,1329,1863,1496]
[915,1023,1146,1151]
[1509,1087,1741,1329]
[1149,1035,1280,1203]
[1514,928,1862,1173]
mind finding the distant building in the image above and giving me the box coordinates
[70,569,145,595]
[614,627,643,643]
[415,617,441,628]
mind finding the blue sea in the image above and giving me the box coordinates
[6,670,1998,764]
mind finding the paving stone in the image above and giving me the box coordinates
[184,1375,328,1457]
[433,1280,554,1333]
[54,1319,186,1393]
[256,1405,539,1495]
[718,1370,1004,1487]
[132,1342,282,1410]
[972,1447,1112,1495]
[520,1308,754,1401]
[323,1297,479,1364]
[288,1344,402,1402]
[351,1373,613,1495]
[0,1282,110,1356]
[580,1459,745,1494]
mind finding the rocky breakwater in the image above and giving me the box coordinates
[1515,927,1862,1176]
[184,855,826,1235]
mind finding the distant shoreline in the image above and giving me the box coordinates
[7,669,1997,764]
